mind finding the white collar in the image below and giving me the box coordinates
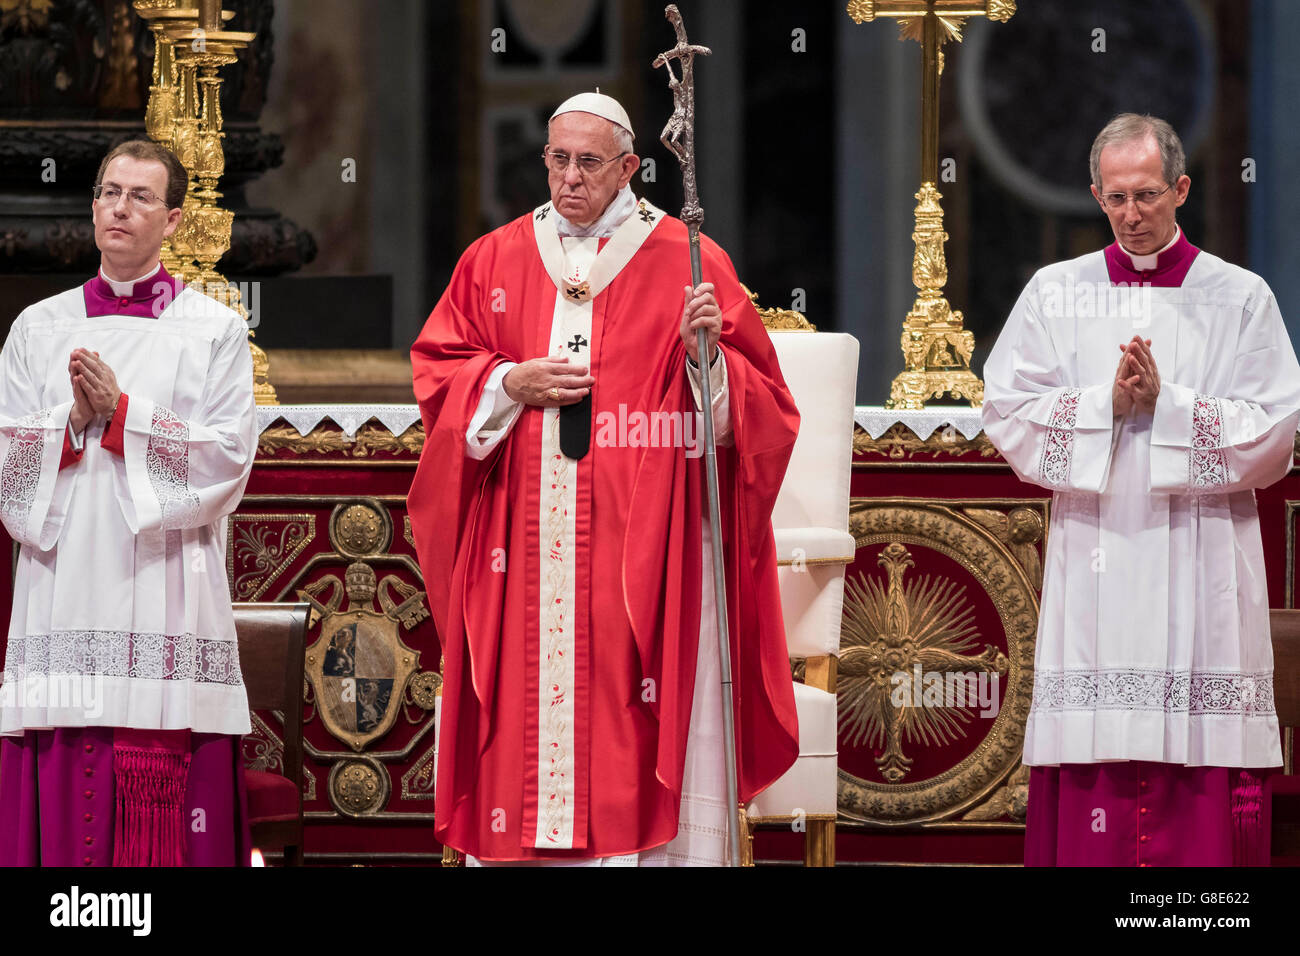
[533,195,664,304]
[1119,226,1181,271]
[554,185,638,239]
[100,261,161,296]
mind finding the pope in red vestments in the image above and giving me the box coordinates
[407,93,799,862]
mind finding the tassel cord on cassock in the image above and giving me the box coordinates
[113,744,192,867]
[1230,769,1265,866]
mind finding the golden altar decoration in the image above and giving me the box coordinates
[133,0,277,405]
[847,0,1015,409]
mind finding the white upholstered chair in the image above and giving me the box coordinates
[744,320,859,867]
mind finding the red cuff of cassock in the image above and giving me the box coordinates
[58,430,83,471]
[100,393,128,456]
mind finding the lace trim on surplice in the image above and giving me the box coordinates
[1037,388,1081,488]
[3,630,243,685]
[146,406,201,530]
[1,409,52,532]
[1031,667,1274,717]
[1190,394,1230,488]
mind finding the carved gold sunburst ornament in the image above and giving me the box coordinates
[840,502,1038,824]
[839,541,1008,783]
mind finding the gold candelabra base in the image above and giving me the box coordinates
[250,340,278,405]
[885,182,983,410]
[887,368,984,410]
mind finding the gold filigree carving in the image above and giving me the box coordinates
[400,743,437,800]
[846,0,876,23]
[853,422,998,459]
[243,711,283,774]
[965,507,1044,591]
[257,423,425,458]
[838,499,1040,824]
[743,284,815,331]
[226,514,316,601]
[988,0,1017,22]
[962,763,1029,821]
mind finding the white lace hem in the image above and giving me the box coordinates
[4,630,243,685]
[1032,667,1274,716]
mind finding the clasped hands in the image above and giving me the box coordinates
[1113,335,1160,416]
[68,348,121,433]
[502,283,721,407]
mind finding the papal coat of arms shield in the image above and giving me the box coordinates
[302,562,423,752]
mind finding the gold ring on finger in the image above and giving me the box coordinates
[549,386,561,401]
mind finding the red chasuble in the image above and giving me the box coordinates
[408,206,800,860]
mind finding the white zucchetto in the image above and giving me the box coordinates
[550,91,634,138]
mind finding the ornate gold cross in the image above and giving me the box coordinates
[847,1,1016,409]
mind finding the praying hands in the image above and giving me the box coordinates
[1112,335,1160,416]
[68,348,122,432]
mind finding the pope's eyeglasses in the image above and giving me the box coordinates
[542,149,628,176]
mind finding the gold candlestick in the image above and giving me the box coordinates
[847,0,1015,409]
[134,2,236,282]
[145,6,276,405]
[134,1,188,275]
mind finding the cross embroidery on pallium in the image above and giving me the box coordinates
[536,205,550,221]
[568,334,588,353]
[638,203,656,223]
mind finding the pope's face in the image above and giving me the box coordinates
[546,111,637,227]
[1090,135,1190,257]
[92,155,182,272]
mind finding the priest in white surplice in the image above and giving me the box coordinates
[982,113,1300,866]
[0,141,257,866]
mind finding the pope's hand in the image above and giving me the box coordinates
[502,356,594,407]
[679,283,720,365]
